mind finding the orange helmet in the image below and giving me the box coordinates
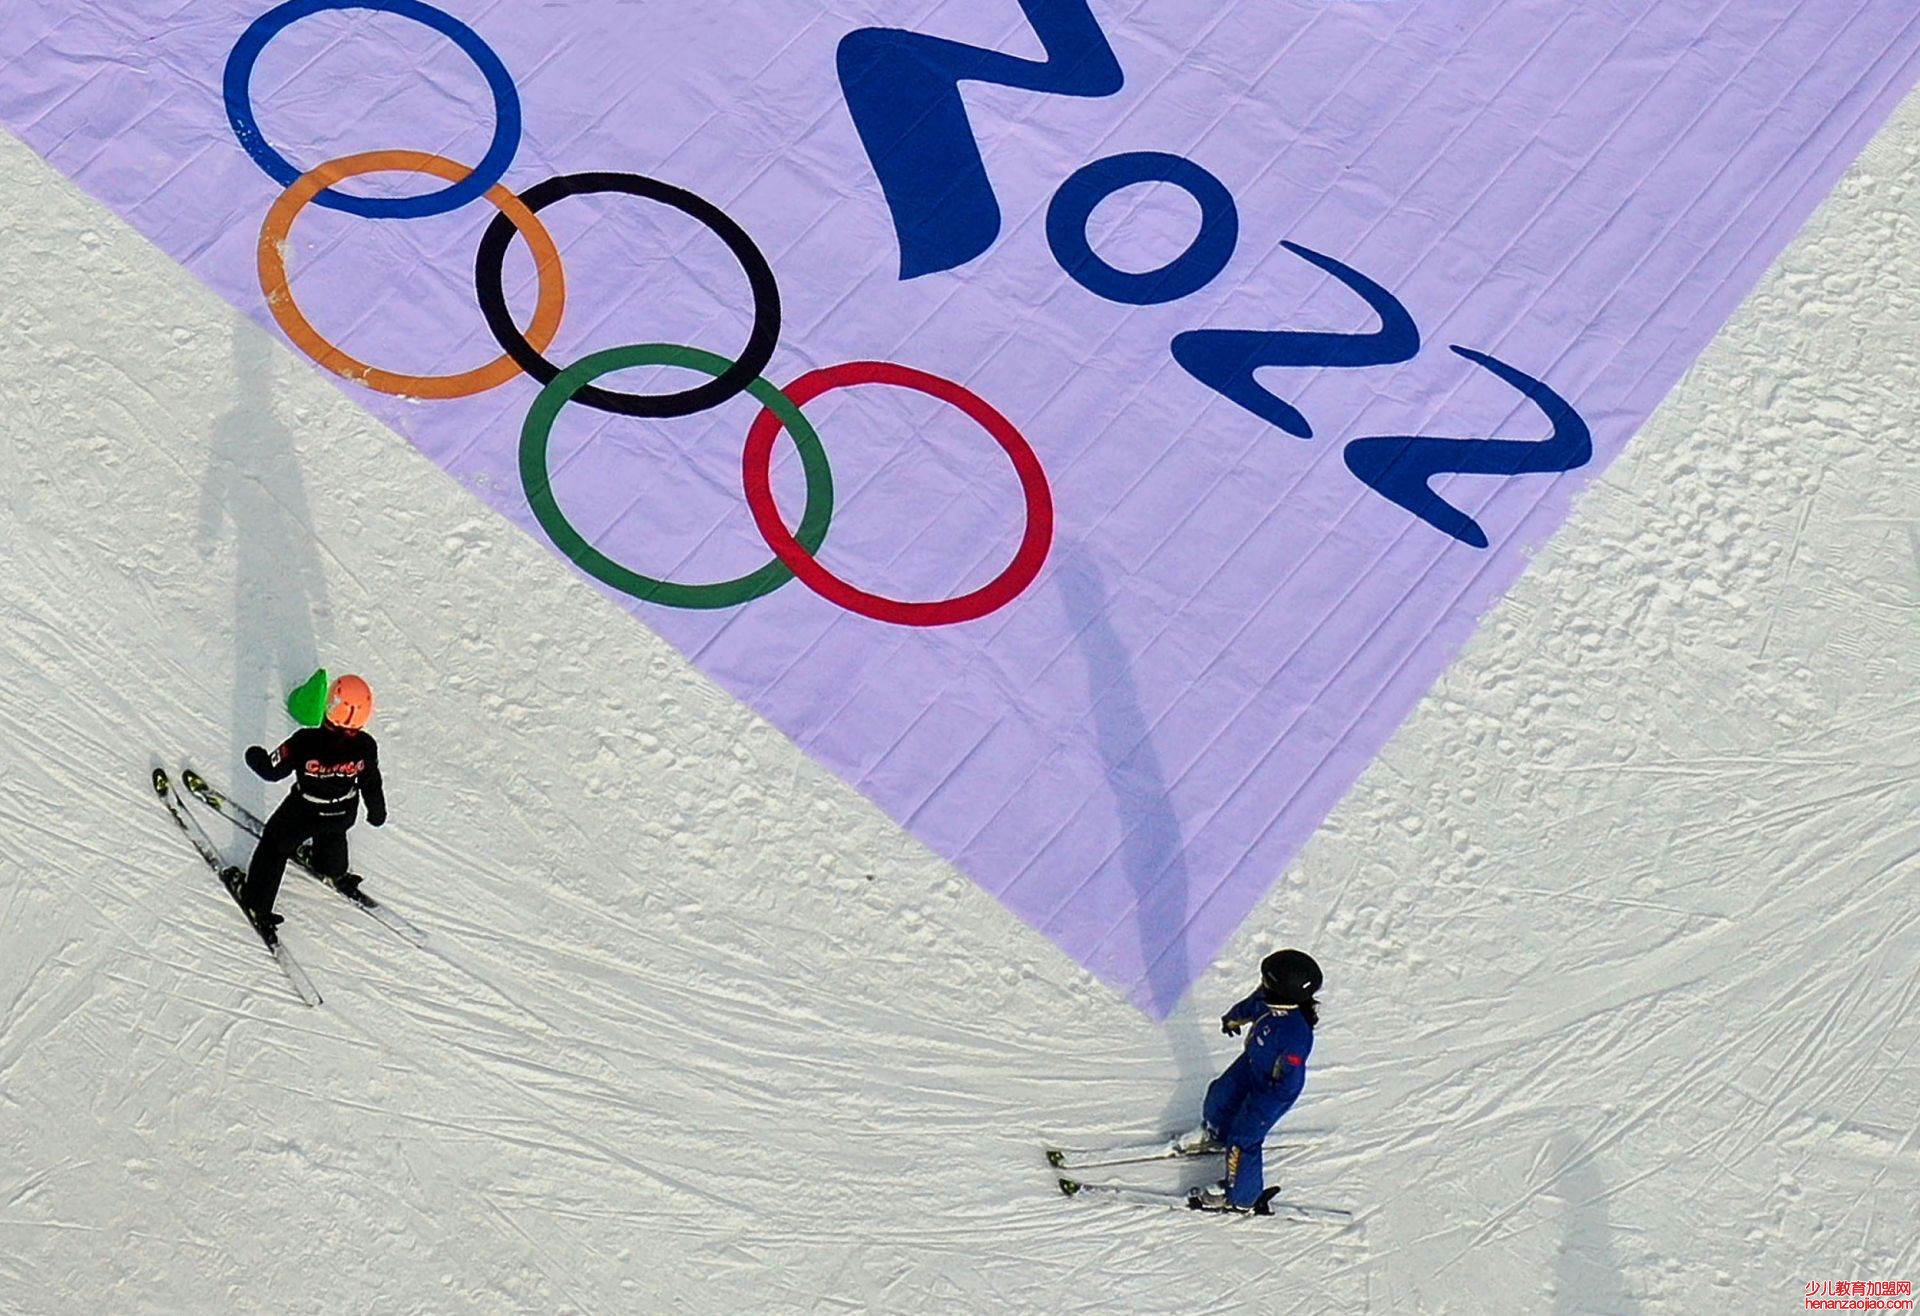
[324,674,374,730]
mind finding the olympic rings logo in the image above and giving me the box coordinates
[226,0,1054,626]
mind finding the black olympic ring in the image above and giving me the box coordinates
[474,170,781,419]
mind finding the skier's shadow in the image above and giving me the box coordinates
[1056,544,1211,1128]
[1550,1132,1640,1314]
[198,322,329,813]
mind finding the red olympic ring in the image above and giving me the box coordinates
[742,362,1054,627]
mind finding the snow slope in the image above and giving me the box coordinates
[2,90,1917,1314]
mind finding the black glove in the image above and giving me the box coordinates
[1221,1016,1244,1036]
[245,745,273,779]
[366,806,386,828]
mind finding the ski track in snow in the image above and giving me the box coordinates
[2,91,1918,1312]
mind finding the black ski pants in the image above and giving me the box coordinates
[244,796,353,916]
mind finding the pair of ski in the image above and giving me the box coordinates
[1047,1131,1351,1225]
[151,766,424,1006]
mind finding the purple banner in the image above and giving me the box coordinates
[5,1,1914,1012]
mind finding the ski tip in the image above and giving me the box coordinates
[182,766,204,790]
[1045,1149,1065,1168]
[151,767,170,795]
[1057,1178,1081,1198]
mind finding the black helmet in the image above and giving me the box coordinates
[1260,949,1322,1005]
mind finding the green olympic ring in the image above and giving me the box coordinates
[519,343,834,609]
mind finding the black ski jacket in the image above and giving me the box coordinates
[247,725,385,825]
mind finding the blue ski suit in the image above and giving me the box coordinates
[1203,992,1313,1208]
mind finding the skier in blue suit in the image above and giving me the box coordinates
[1191,949,1322,1214]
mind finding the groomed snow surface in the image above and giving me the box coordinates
[2,93,1917,1313]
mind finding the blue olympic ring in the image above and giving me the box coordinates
[1045,150,1240,307]
[224,0,522,220]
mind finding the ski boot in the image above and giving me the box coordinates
[1187,1183,1282,1216]
[249,904,285,942]
[220,868,283,941]
[1187,1183,1231,1212]
[1173,1124,1221,1156]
